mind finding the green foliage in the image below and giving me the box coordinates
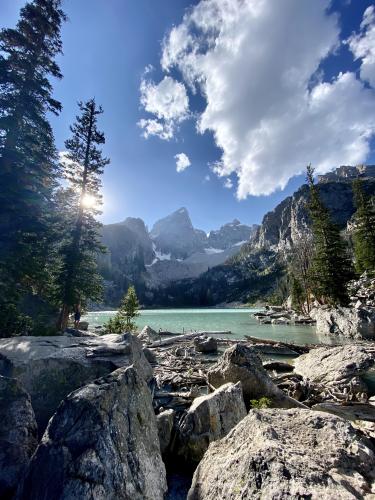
[55,100,110,330]
[291,275,304,312]
[352,179,375,275]
[250,397,271,409]
[105,286,140,334]
[306,166,353,306]
[0,0,66,336]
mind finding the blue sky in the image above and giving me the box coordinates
[2,0,375,231]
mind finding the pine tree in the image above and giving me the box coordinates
[56,99,110,330]
[105,286,140,334]
[306,165,353,306]
[0,0,66,335]
[352,178,375,275]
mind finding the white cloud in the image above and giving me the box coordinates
[138,76,189,140]
[348,6,375,88]
[158,0,375,197]
[224,178,233,189]
[175,152,191,172]
[204,174,211,182]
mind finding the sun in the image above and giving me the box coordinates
[81,193,98,209]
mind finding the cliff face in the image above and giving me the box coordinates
[253,179,375,251]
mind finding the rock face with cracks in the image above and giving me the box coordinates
[188,409,375,499]
[176,382,247,465]
[0,376,38,500]
[16,366,167,500]
[311,306,375,339]
[294,345,375,396]
[0,332,152,432]
[207,344,305,409]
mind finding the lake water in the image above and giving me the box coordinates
[84,308,337,346]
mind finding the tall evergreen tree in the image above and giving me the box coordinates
[306,165,353,306]
[0,0,66,335]
[56,99,110,330]
[352,178,375,275]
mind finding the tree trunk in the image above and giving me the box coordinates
[57,304,70,331]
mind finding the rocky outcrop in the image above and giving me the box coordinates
[17,366,167,500]
[188,409,375,499]
[157,409,175,455]
[0,333,152,432]
[252,177,375,251]
[207,219,256,250]
[207,344,306,409]
[176,382,246,465]
[294,345,375,398]
[138,325,159,343]
[0,376,38,500]
[194,336,218,353]
[311,306,375,339]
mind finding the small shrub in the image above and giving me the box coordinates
[250,396,271,409]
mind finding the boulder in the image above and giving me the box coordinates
[0,376,38,500]
[138,325,160,343]
[78,321,89,331]
[207,344,305,409]
[294,345,375,397]
[143,347,157,364]
[17,366,167,500]
[157,408,175,454]
[0,333,152,432]
[188,409,375,499]
[175,382,247,465]
[311,305,375,339]
[194,336,218,353]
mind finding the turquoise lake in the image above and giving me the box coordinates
[84,308,338,346]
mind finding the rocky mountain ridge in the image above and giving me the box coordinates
[98,208,258,305]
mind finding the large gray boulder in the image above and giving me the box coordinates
[207,344,305,409]
[188,409,375,499]
[311,306,375,339]
[17,366,167,500]
[176,382,247,464]
[294,345,375,397]
[0,333,152,432]
[157,408,175,455]
[194,336,218,353]
[0,376,38,500]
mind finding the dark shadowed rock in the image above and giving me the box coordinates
[207,344,305,409]
[0,376,38,500]
[294,345,375,397]
[0,333,152,432]
[17,366,167,500]
[175,382,247,465]
[188,409,375,499]
[143,347,157,364]
[157,408,175,455]
[194,336,218,353]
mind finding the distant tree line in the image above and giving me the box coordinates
[0,0,110,336]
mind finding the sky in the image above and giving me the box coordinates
[2,0,375,231]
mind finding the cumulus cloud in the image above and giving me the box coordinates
[175,152,191,172]
[348,6,375,88]
[138,76,189,140]
[224,178,233,189]
[157,0,375,197]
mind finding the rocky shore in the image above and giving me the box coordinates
[0,323,375,499]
